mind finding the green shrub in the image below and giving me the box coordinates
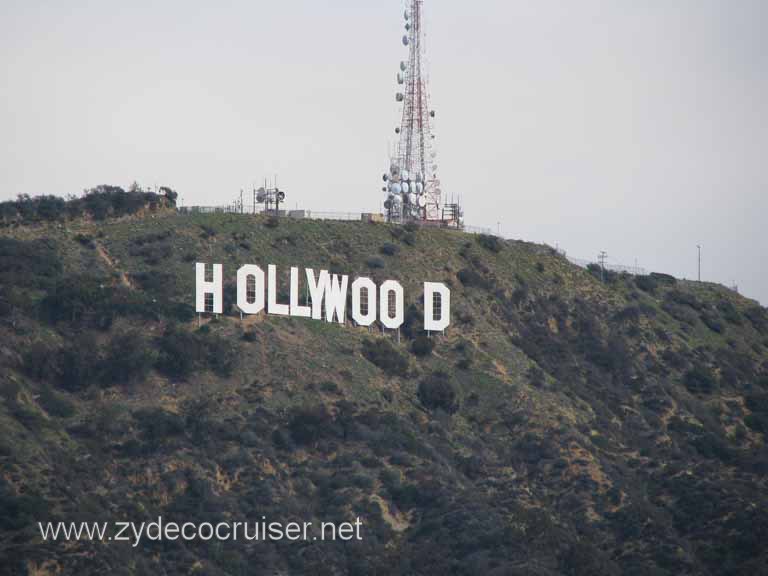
[745,306,768,334]
[0,238,62,289]
[649,272,677,286]
[701,312,725,334]
[410,334,434,357]
[57,334,101,391]
[134,408,185,451]
[22,341,59,382]
[288,406,337,446]
[74,234,96,249]
[476,234,503,253]
[366,256,385,269]
[38,385,76,418]
[361,338,408,377]
[666,289,704,311]
[417,371,458,413]
[717,300,742,325]
[102,330,156,386]
[155,325,239,380]
[379,243,400,257]
[457,268,490,289]
[634,275,658,294]
[155,327,200,380]
[265,216,280,229]
[684,365,717,394]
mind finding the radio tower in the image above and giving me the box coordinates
[382,1,458,226]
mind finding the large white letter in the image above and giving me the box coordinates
[351,277,377,327]
[237,265,265,315]
[290,267,312,318]
[306,269,330,320]
[379,280,404,329]
[424,282,451,332]
[325,274,349,324]
[196,263,222,314]
[267,265,290,316]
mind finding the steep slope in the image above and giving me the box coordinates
[1,211,767,575]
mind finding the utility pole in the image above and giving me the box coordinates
[598,251,608,282]
[697,245,701,282]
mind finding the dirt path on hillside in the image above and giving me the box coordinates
[95,243,134,289]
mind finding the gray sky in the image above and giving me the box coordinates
[1,1,766,303]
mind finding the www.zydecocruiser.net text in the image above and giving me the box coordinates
[38,517,364,547]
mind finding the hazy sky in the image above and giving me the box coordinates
[1,1,766,303]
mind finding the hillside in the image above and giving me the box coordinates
[1,209,768,575]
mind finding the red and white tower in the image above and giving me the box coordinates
[383,1,454,225]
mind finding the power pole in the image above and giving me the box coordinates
[598,251,608,282]
[697,245,701,282]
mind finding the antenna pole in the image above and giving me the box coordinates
[697,244,701,282]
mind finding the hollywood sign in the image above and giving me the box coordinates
[195,263,450,332]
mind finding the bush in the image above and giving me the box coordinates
[155,327,200,380]
[74,234,96,249]
[0,238,62,289]
[201,330,239,377]
[265,216,280,229]
[38,385,76,418]
[134,408,185,451]
[22,341,59,382]
[684,365,717,394]
[745,306,768,334]
[366,256,385,269]
[476,234,503,253]
[0,187,171,226]
[155,325,239,380]
[102,330,156,386]
[361,338,409,377]
[417,371,458,414]
[411,334,434,357]
[634,275,658,294]
[379,243,400,257]
[57,334,101,391]
[457,268,490,289]
[701,312,725,334]
[288,406,337,446]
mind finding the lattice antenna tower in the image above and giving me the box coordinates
[382,1,452,225]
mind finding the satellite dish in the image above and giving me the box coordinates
[402,35,409,46]
[409,193,418,205]
[415,182,424,194]
[395,127,401,134]
[383,173,389,182]
[276,191,286,201]
[390,183,402,195]
[405,23,411,31]
[430,110,436,118]
[256,192,266,203]
[400,61,407,71]
[397,72,404,84]
[404,10,410,20]
[381,187,388,192]
[384,199,392,210]
[396,93,404,102]
[390,164,399,175]
[415,173,423,183]
[418,195,427,208]
[401,181,410,194]
[401,169,410,181]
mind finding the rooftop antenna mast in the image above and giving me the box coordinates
[382,1,452,226]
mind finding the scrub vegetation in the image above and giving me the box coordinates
[0,201,767,575]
